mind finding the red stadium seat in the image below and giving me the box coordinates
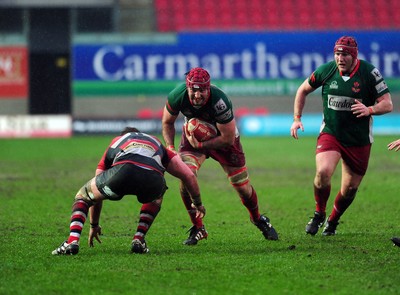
[155,0,169,10]
[235,107,251,118]
[253,106,270,116]
[153,0,400,31]
[154,108,164,119]
[375,6,391,28]
[136,108,154,119]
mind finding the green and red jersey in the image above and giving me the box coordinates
[165,83,234,125]
[309,60,390,146]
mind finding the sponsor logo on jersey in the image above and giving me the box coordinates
[375,80,388,93]
[214,98,227,113]
[371,68,382,82]
[216,109,232,122]
[329,81,338,89]
[327,95,355,111]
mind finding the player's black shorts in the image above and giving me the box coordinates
[95,163,167,203]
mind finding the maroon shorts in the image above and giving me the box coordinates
[179,130,246,167]
[316,132,371,176]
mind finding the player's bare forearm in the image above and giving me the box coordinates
[162,124,175,146]
[201,134,233,149]
[89,200,103,225]
[208,120,236,148]
[293,79,313,116]
[161,109,178,146]
[352,93,393,118]
[291,79,313,139]
[373,93,393,115]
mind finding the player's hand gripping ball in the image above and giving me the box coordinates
[185,118,217,142]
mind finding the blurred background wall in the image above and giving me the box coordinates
[0,0,399,136]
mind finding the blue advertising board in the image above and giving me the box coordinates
[73,31,400,81]
[239,114,400,136]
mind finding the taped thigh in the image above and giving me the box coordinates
[75,180,95,205]
[180,152,203,173]
[228,167,249,187]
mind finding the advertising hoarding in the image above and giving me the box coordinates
[73,32,400,80]
[0,46,28,98]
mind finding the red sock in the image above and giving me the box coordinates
[181,187,203,228]
[240,186,260,222]
[67,200,89,244]
[133,202,161,241]
[314,184,331,214]
[329,191,355,222]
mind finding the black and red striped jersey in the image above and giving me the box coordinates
[97,131,176,175]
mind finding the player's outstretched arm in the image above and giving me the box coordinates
[291,79,313,139]
[166,155,205,218]
[88,200,103,247]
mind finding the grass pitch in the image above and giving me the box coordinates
[1,135,400,295]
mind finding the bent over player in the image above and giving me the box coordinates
[162,67,278,245]
[387,139,400,248]
[290,36,393,236]
[52,127,205,255]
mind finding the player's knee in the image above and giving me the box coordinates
[228,167,249,188]
[75,181,96,206]
[315,171,331,186]
[180,153,200,173]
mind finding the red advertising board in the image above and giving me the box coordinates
[0,46,28,98]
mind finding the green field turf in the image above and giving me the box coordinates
[1,135,400,295]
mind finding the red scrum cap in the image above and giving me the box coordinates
[334,36,358,59]
[186,67,211,89]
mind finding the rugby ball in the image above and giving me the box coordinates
[186,118,218,142]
